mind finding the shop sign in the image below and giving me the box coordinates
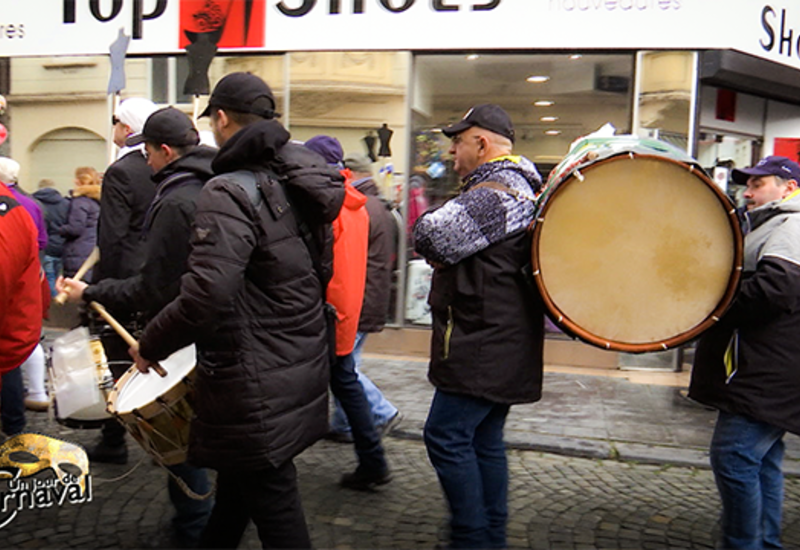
[0,0,796,72]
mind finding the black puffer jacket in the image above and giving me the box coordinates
[139,120,345,470]
[83,146,216,322]
[94,149,156,289]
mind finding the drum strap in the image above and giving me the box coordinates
[470,181,537,204]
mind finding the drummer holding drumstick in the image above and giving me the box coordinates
[690,156,800,550]
[413,104,546,550]
[57,107,217,548]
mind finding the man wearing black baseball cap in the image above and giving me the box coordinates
[58,106,216,547]
[690,153,800,549]
[130,72,345,549]
[414,104,546,549]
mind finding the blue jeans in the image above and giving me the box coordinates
[331,332,398,433]
[1,368,26,436]
[424,389,510,549]
[42,255,62,298]
[329,351,387,474]
[710,411,786,550]
[167,462,214,547]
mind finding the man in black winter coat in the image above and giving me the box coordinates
[131,72,345,549]
[86,97,157,464]
[33,179,69,296]
[58,107,216,548]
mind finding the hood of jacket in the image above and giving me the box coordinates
[212,119,291,175]
[33,187,66,206]
[72,184,101,201]
[153,145,216,185]
[352,177,380,198]
[342,181,367,212]
[745,189,800,233]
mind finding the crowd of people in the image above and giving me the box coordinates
[1,69,799,550]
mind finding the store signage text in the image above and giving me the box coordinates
[548,0,680,12]
[277,0,500,17]
[62,0,168,39]
[761,5,800,58]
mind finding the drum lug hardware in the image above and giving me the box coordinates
[712,316,720,322]
[660,343,668,351]
[574,170,585,182]
[605,342,611,350]
[628,152,635,160]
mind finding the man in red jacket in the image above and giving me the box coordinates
[0,182,43,437]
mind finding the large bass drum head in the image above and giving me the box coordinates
[534,155,741,352]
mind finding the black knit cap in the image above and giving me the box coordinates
[199,72,279,119]
[442,104,515,144]
[126,107,200,147]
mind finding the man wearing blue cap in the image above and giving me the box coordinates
[690,155,800,549]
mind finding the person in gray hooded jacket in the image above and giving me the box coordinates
[690,155,800,550]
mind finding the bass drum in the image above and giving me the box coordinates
[532,136,743,353]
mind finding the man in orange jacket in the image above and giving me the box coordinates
[304,135,391,490]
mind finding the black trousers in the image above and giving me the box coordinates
[200,459,312,549]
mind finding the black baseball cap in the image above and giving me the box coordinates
[199,72,279,119]
[125,107,200,147]
[442,104,515,144]
[731,155,800,185]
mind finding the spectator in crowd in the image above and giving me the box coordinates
[33,179,69,296]
[61,167,101,278]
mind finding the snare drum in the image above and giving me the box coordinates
[532,136,743,353]
[106,346,196,466]
[50,327,115,428]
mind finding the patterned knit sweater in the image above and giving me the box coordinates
[413,155,542,265]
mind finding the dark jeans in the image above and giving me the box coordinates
[167,462,214,547]
[424,389,510,549]
[710,411,786,550]
[329,352,387,474]
[200,460,311,549]
[1,367,26,435]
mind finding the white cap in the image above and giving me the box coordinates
[0,157,20,184]
[115,98,158,134]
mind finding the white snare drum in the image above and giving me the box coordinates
[106,346,196,466]
[50,327,115,429]
[533,136,743,353]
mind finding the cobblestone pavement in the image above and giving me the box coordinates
[3,410,800,549]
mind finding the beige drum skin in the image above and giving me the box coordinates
[533,154,742,353]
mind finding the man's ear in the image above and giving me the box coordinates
[786,179,799,195]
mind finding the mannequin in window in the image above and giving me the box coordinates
[363,131,378,163]
[108,28,130,95]
[378,123,393,157]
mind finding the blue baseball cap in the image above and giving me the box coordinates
[732,156,800,185]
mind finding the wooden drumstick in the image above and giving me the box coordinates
[89,301,168,378]
[54,247,100,305]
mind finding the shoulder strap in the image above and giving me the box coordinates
[226,168,328,296]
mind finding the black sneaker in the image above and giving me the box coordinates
[340,467,392,491]
[87,441,128,464]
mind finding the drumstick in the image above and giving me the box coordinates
[89,301,168,378]
[54,247,100,305]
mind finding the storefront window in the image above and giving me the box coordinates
[634,51,697,153]
[407,52,635,326]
